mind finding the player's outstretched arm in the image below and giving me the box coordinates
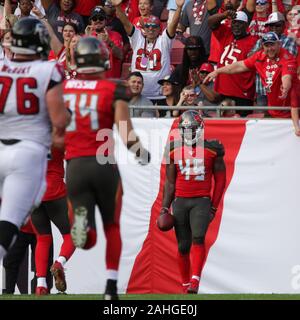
[114,100,151,165]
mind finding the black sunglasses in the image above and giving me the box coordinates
[91,15,105,22]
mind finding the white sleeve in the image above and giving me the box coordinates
[129,27,143,49]
[161,29,174,52]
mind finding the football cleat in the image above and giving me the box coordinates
[187,278,199,294]
[104,279,119,300]
[50,261,67,292]
[35,286,49,296]
[182,283,191,294]
[71,206,88,248]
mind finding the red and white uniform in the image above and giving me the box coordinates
[43,147,66,202]
[169,143,218,198]
[213,24,257,100]
[64,78,129,159]
[244,48,297,117]
[130,28,174,99]
[0,58,63,227]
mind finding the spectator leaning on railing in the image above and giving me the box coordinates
[204,32,297,118]
[127,71,156,117]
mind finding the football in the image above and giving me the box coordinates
[156,213,175,232]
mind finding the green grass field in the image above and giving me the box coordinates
[1,294,300,300]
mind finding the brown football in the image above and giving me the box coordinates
[156,213,175,231]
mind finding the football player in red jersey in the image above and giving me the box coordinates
[64,37,150,300]
[31,147,76,295]
[160,111,226,294]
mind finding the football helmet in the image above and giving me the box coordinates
[74,37,110,74]
[10,18,50,59]
[178,110,204,146]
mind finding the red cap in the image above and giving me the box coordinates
[144,15,161,27]
[199,62,214,73]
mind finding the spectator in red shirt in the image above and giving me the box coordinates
[204,32,297,118]
[86,6,124,78]
[208,10,257,116]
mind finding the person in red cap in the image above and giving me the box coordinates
[111,0,185,103]
[204,31,297,118]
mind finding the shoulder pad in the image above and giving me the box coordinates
[164,140,182,158]
[204,139,225,157]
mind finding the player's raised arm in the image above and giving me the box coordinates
[114,97,151,165]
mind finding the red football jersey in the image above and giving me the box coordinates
[244,48,297,117]
[213,24,257,100]
[43,147,66,201]
[168,140,224,198]
[64,78,130,160]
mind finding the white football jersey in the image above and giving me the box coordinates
[0,58,63,147]
[130,28,173,100]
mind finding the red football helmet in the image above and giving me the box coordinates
[178,110,204,146]
[74,37,110,74]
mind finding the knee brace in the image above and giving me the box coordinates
[0,221,19,251]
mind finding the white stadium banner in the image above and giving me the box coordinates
[2,118,300,294]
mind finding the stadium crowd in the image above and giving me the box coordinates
[1,0,300,119]
[0,0,300,298]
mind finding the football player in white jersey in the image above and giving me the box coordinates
[0,17,69,263]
